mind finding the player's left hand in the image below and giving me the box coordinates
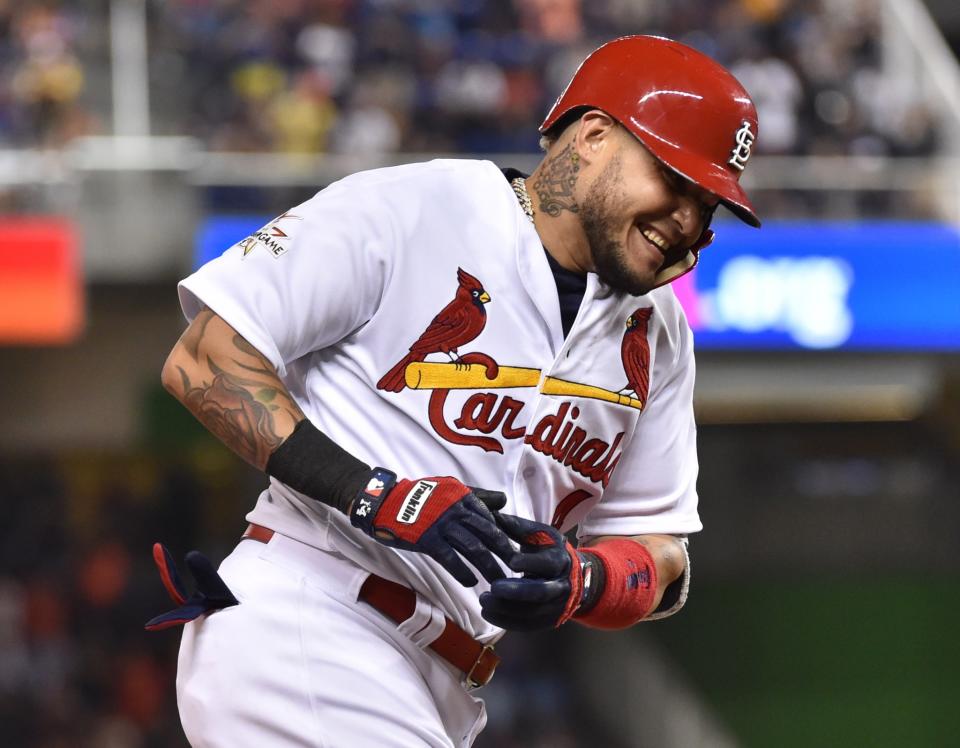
[479,513,587,631]
[350,467,515,587]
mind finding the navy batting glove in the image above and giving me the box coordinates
[145,543,238,631]
[480,513,598,631]
[350,467,514,587]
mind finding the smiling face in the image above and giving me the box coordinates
[578,124,718,296]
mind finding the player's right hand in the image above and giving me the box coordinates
[479,513,585,631]
[349,467,514,587]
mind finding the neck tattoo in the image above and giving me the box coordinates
[511,177,535,224]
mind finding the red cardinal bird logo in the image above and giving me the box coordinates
[377,267,491,392]
[618,307,653,405]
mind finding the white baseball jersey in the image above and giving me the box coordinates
[178,158,700,644]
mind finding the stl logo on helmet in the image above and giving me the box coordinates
[728,121,755,172]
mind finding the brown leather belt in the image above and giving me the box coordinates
[242,523,499,688]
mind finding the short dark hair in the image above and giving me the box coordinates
[539,106,592,151]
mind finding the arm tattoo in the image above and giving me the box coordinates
[181,309,214,362]
[173,322,305,468]
[232,333,263,358]
[533,143,580,217]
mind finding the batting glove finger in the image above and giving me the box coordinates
[459,508,517,562]
[442,524,506,584]
[493,512,572,578]
[479,591,567,631]
[478,579,575,631]
[486,576,570,603]
[483,512,586,628]
[427,540,479,587]
[505,546,571,578]
[495,512,565,550]
[468,487,507,513]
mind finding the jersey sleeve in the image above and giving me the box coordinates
[177,180,392,376]
[578,315,700,539]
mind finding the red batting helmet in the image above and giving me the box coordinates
[541,35,760,285]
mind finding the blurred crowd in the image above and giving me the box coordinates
[0,2,99,147]
[0,0,943,157]
[0,452,221,748]
[153,0,940,156]
[0,448,600,748]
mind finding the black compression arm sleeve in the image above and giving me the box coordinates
[265,419,372,514]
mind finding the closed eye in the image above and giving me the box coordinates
[660,165,718,228]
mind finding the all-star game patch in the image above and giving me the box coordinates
[239,212,302,258]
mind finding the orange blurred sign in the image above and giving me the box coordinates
[0,218,83,344]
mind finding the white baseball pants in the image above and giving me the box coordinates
[176,532,487,747]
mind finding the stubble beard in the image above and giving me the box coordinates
[579,152,657,297]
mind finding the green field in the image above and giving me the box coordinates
[649,577,960,747]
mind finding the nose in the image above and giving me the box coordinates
[671,194,704,243]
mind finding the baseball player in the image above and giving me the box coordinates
[148,35,760,747]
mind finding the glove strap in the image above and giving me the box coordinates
[555,540,585,627]
[350,467,398,534]
[577,551,606,614]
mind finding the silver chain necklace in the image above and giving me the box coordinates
[510,177,535,223]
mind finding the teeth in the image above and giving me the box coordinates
[642,228,670,252]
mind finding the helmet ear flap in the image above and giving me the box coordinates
[692,227,715,255]
[651,229,714,289]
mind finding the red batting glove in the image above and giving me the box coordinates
[350,467,515,587]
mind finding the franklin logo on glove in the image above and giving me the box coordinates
[349,467,514,587]
[398,479,437,524]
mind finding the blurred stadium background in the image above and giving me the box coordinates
[2,1,959,746]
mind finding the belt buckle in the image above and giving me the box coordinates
[465,644,496,690]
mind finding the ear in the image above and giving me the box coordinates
[572,109,619,166]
